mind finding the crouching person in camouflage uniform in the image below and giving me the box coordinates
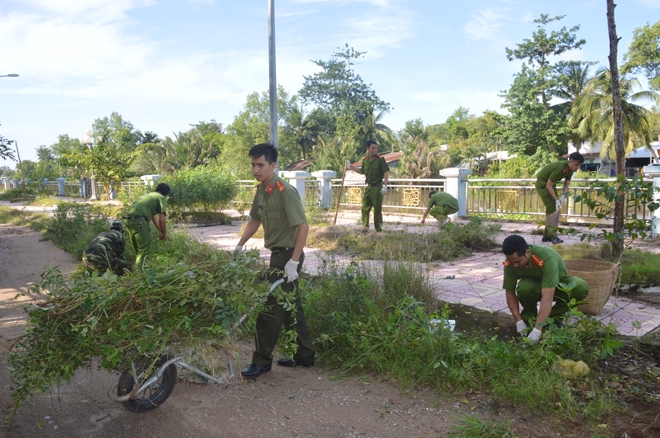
[82,221,132,276]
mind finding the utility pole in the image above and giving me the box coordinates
[268,0,279,170]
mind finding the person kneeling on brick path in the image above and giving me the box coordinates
[502,235,589,344]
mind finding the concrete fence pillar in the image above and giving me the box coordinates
[280,171,310,205]
[12,178,19,189]
[439,168,472,217]
[653,176,660,237]
[56,177,66,196]
[311,170,336,209]
[80,178,86,197]
[140,174,162,187]
[2,178,9,190]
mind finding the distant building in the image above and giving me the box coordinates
[568,141,660,177]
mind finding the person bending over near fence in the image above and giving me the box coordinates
[421,191,459,225]
[123,182,170,268]
[346,140,390,232]
[82,220,132,276]
[235,142,315,379]
[535,152,584,245]
[502,235,588,344]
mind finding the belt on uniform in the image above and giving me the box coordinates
[271,247,293,252]
[124,216,147,221]
[368,183,382,187]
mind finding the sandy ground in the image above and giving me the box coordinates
[0,223,571,438]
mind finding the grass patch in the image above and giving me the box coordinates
[554,242,660,286]
[309,217,500,262]
[177,211,233,226]
[450,416,518,438]
[28,195,63,207]
[304,259,624,426]
[0,207,51,234]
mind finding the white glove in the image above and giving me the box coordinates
[555,198,562,209]
[284,259,299,283]
[345,160,351,169]
[527,328,542,344]
[234,245,244,253]
[380,185,388,196]
[559,194,566,204]
[515,320,527,336]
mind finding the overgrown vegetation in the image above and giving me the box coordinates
[161,166,236,219]
[0,207,51,234]
[304,260,627,424]
[8,232,268,415]
[309,217,501,262]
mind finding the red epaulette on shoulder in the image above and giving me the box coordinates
[362,155,368,160]
[503,260,511,268]
[532,254,544,268]
[276,181,285,192]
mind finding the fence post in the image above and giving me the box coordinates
[652,175,660,237]
[12,178,19,189]
[56,177,66,196]
[439,168,472,217]
[311,170,336,209]
[280,171,310,204]
[2,178,9,190]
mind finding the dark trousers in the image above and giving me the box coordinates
[252,249,315,367]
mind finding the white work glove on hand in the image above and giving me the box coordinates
[233,245,244,253]
[284,259,299,283]
[559,194,566,204]
[555,198,562,209]
[345,160,351,169]
[527,328,542,344]
[380,185,388,196]
[515,320,527,336]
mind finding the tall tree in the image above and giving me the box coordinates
[623,20,660,91]
[570,67,660,158]
[502,14,586,155]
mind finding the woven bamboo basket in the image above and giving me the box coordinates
[564,259,620,315]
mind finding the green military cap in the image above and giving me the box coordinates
[110,220,124,232]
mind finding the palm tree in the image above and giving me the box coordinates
[570,67,660,159]
[551,61,594,150]
[358,105,393,153]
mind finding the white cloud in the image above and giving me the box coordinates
[463,8,506,41]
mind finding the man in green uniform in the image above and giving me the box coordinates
[346,140,390,232]
[420,191,459,225]
[236,143,315,379]
[82,220,132,276]
[124,183,170,268]
[502,235,588,344]
[535,152,584,244]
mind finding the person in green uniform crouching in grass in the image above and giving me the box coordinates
[236,143,315,379]
[124,183,170,268]
[420,191,459,225]
[502,235,588,344]
[535,152,584,244]
[346,140,390,232]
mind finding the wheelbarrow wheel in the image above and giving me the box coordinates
[117,356,177,413]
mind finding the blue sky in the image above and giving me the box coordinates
[1,0,659,164]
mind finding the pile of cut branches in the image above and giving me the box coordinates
[8,233,267,411]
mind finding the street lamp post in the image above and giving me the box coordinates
[0,74,19,78]
[268,0,278,170]
[79,130,97,200]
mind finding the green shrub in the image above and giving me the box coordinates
[162,166,237,218]
[45,202,109,257]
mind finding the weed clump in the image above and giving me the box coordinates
[309,217,500,262]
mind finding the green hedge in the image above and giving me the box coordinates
[161,166,237,215]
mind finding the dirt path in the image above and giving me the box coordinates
[0,224,564,438]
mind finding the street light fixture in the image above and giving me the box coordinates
[79,129,97,200]
[0,74,19,77]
